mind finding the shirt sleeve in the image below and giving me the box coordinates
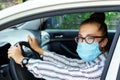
[27,58,104,80]
[42,51,85,68]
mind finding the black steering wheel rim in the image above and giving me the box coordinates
[15,41,40,59]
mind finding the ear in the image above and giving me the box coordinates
[100,38,108,48]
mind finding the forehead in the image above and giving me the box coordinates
[79,23,102,36]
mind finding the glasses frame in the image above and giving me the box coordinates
[75,36,105,44]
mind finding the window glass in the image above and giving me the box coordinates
[106,12,120,30]
[45,12,120,30]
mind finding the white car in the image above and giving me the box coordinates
[0,0,120,80]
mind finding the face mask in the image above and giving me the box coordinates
[76,42,101,62]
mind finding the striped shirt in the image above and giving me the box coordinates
[27,51,107,80]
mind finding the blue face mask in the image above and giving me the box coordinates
[76,42,101,62]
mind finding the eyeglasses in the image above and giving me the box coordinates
[75,35,105,44]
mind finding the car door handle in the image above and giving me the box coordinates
[54,35,63,38]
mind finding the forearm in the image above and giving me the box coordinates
[27,59,103,80]
[35,47,44,55]
[27,59,71,80]
[34,47,84,67]
[43,51,84,68]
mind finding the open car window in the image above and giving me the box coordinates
[43,12,119,31]
[12,12,119,32]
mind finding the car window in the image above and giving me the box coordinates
[45,12,119,31]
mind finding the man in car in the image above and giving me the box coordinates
[8,12,108,80]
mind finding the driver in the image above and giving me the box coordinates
[8,12,108,80]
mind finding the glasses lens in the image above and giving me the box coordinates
[86,36,94,44]
[75,37,78,43]
[75,37,83,43]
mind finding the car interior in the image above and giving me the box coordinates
[0,12,118,80]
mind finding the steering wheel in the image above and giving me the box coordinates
[9,41,43,80]
[15,41,40,59]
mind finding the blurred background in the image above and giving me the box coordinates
[0,0,26,10]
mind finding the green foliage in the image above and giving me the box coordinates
[0,3,2,10]
[0,0,23,10]
[105,12,120,30]
[50,12,119,30]
[64,13,92,29]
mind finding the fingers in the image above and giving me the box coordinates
[8,46,16,53]
[7,45,24,64]
[27,35,36,42]
[8,51,12,59]
[28,35,32,41]
[7,46,19,59]
[17,44,21,51]
[27,35,37,45]
[8,52,13,59]
[8,46,13,59]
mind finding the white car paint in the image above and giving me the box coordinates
[1,0,120,27]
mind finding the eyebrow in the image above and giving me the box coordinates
[78,34,96,37]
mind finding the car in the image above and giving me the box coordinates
[0,0,120,80]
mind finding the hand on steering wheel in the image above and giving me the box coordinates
[8,41,42,80]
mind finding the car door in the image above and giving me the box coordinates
[42,29,79,58]
[101,24,120,80]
